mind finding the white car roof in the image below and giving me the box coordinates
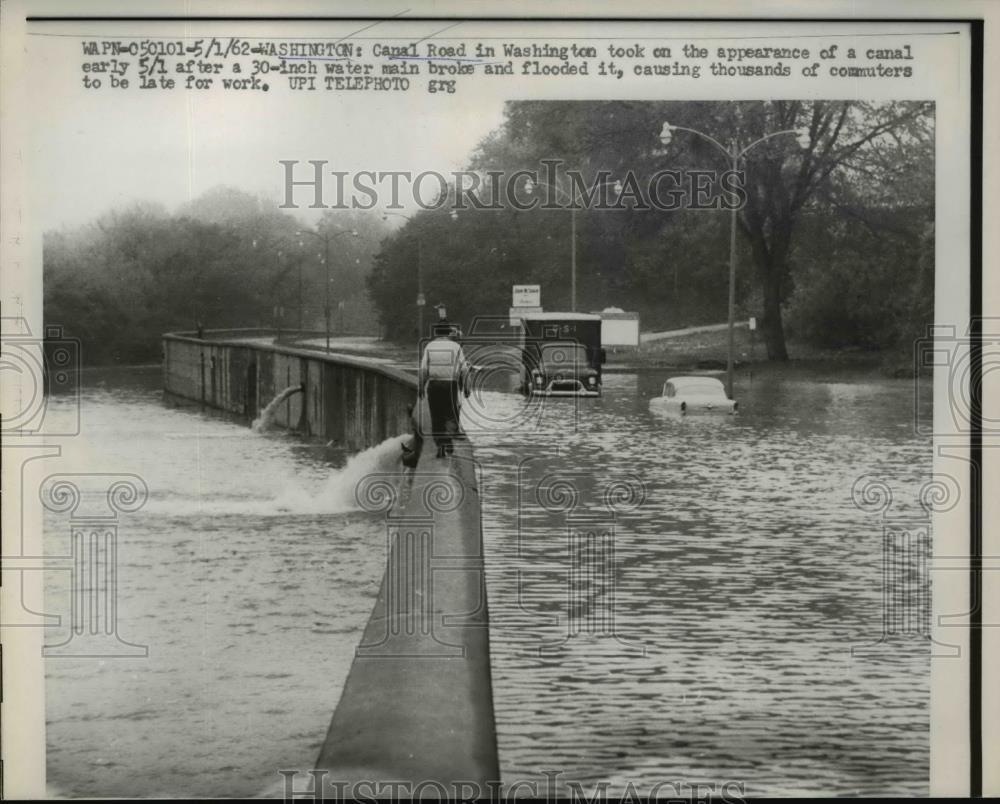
[666,376,725,389]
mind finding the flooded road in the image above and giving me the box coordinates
[42,367,931,797]
[42,369,393,798]
[463,371,932,797]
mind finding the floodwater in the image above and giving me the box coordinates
[41,367,931,797]
[42,368,395,798]
[465,371,932,798]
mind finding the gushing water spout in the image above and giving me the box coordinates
[252,384,304,432]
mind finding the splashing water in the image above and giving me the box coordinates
[251,385,303,432]
[273,434,407,515]
[142,433,409,518]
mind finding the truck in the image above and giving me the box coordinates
[512,312,606,397]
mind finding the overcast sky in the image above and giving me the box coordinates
[28,23,507,231]
[25,18,961,235]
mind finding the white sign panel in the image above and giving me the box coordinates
[601,317,640,347]
[512,284,541,308]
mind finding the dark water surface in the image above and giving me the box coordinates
[463,371,931,797]
[44,367,931,797]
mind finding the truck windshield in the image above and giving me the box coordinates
[539,342,587,369]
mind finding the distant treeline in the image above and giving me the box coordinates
[45,101,934,369]
[43,188,388,365]
[367,100,934,364]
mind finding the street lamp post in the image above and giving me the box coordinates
[323,237,330,348]
[297,253,304,331]
[417,236,423,340]
[274,250,284,341]
[296,226,358,352]
[252,235,292,331]
[382,209,463,349]
[382,210,428,344]
[658,121,810,399]
[524,176,622,312]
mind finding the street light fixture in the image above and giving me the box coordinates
[383,210,433,345]
[383,209,463,347]
[296,226,359,352]
[658,120,809,399]
[524,175,622,312]
[252,234,296,333]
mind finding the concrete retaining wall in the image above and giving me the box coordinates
[162,330,417,451]
[161,330,500,787]
[315,405,499,788]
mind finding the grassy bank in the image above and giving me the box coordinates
[609,327,915,380]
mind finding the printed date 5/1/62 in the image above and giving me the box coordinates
[84,38,252,58]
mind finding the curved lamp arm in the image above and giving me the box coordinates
[662,123,809,162]
[381,210,414,223]
[737,128,809,160]
[661,124,733,160]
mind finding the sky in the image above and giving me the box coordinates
[24,17,962,238]
[27,22,508,231]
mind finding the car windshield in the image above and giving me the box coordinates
[540,343,587,368]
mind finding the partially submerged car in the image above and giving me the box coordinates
[649,376,737,415]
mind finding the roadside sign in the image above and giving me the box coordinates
[595,309,640,347]
[748,316,757,331]
[512,284,541,308]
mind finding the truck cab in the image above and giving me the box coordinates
[515,312,605,397]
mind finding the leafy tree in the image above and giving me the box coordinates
[366,100,934,361]
[43,189,389,365]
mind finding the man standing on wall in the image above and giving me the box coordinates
[418,320,471,458]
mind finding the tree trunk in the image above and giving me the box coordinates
[762,266,789,361]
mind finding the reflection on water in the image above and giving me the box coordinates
[43,369,392,798]
[42,368,931,798]
[463,371,931,797]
